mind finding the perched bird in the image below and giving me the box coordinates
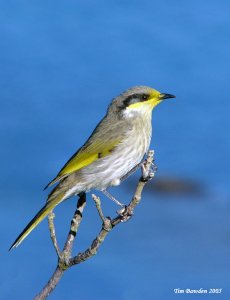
[10,86,175,249]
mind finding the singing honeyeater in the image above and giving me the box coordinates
[10,86,175,249]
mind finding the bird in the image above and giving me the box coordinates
[10,86,175,250]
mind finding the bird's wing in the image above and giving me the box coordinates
[44,131,122,189]
[44,114,130,190]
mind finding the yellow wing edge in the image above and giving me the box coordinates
[44,140,119,190]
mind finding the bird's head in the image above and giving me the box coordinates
[108,86,175,118]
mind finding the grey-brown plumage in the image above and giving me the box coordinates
[10,86,175,249]
[48,86,155,202]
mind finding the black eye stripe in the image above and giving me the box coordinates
[123,93,149,107]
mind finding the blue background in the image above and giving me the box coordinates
[1,0,230,299]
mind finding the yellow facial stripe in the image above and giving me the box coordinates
[126,89,162,110]
[127,97,161,109]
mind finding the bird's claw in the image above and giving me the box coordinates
[117,205,133,222]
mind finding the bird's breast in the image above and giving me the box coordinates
[72,115,152,191]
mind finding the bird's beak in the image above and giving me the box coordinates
[159,93,176,100]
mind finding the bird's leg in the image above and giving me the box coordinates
[120,161,143,182]
[102,190,132,221]
[102,190,125,207]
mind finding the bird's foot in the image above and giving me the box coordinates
[117,205,133,222]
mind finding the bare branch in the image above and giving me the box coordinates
[69,217,112,266]
[48,212,61,258]
[34,193,86,300]
[92,193,106,222]
[34,266,64,300]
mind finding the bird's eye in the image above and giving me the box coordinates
[141,94,148,101]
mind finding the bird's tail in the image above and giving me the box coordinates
[9,193,65,250]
